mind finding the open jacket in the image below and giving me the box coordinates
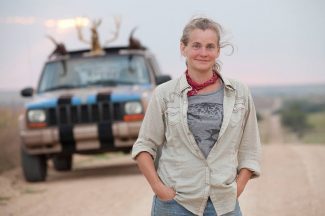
[132,73,261,216]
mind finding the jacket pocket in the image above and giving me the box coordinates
[157,162,177,190]
[230,98,246,127]
[165,107,181,126]
[155,195,176,203]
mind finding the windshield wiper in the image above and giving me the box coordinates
[85,80,137,86]
[115,80,137,85]
[84,80,118,87]
[43,84,77,92]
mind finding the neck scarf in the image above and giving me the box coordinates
[186,70,219,96]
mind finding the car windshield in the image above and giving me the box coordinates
[38,54,151,93]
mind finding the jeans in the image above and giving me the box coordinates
[151,196,242,216]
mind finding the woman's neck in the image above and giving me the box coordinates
[187,69,214,83]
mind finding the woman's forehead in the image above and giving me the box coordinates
[188,29,219,44]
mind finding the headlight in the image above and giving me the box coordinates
[27,109,46,123]
[124,102,143,114]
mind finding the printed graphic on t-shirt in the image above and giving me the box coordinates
[187,102,223,157]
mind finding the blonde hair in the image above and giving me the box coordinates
[180,17,233,72]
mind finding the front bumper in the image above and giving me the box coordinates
[20,120,141,155]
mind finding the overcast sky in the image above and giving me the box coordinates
[0,0,325,90]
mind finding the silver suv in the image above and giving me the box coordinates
[19,46,170,182]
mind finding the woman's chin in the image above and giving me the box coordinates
[193,66,212,73]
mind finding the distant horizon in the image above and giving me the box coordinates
[1,81,325,92]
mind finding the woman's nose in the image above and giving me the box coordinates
[198,47,208,56]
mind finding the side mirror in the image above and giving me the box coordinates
[156,75,171,85]
[21,87,34,97]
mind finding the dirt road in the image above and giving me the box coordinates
[240,143,325,216]
[1,143,325,216]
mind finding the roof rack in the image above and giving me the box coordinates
[66,46,147,58]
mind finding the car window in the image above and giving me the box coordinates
[38,55,151,93]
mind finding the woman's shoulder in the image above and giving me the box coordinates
[223,77,251,97]
[155,77,181,95]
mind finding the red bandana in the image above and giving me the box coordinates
[186,70,219,96]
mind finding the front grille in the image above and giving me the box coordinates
[47,102,124,126]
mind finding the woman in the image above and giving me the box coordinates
[132,17,261,216]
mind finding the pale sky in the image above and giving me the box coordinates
[1,0,325,90]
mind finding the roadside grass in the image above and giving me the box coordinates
[0,196,11,205]
[258,114,270,144]
[283,128,300,143]
[303,112,325,144]
[21,187,47,194]
[0,108,16,128]
[0,106,22,173]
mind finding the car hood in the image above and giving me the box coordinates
[25,84,154,109]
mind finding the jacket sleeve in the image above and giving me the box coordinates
[237,88,262,178]
[131,88,165,160]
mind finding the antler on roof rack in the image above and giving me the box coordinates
[104,16,121,46]
[46,35,68,59]
[75,16,121,56]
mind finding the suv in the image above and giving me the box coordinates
[19,46,171,182]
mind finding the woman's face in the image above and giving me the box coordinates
[181,29,220,73]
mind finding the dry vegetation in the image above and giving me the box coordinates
[254,94,325,145]
[0,106,22,173]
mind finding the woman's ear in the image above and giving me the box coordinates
[216,47,221,58]
[180,43,186,57]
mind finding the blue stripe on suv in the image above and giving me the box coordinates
[111,93,141,102]
[26,93,141,109]
[26,98,58,109]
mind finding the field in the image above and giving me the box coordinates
[0,106,22,173]
[303,112,325,143]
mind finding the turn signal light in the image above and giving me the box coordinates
[123,114,144,122]
[27,122,47,128]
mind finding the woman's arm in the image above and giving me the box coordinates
[135,152,176,201]
[132,87,175,200]
[132,88,165,161]
[236,86,262,197]
[237,88,262,178]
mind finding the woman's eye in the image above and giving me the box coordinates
[192,44,201,49]
[207,45,216,50]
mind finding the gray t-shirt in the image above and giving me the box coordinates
[187,87,224,158]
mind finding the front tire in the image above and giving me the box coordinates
[52,154,72,171]
[21,147,47,182]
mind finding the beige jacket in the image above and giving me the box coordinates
[132,73,261,216]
